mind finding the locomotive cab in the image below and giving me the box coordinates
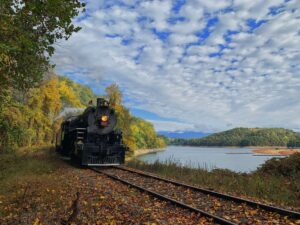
[56,98,127,166]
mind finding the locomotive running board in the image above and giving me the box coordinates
[60,156,71,161]
[87,163,121,166]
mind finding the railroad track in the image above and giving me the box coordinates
[92,166,300,225]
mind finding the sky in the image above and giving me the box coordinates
[53,0,300,133]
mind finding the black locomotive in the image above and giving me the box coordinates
[56,98,127,166]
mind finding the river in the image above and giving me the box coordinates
[137,146,285,173]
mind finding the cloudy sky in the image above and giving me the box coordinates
[53,0,300,133]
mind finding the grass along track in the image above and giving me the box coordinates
[116,165,300,218]
[93,166,300,225]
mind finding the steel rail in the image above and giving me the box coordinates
[114,165,300,219]
[91,168,237,225]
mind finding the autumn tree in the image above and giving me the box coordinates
[105,83,122,106]
[0,0,85,152]
[105,83,166,151]
[105,84,133,148]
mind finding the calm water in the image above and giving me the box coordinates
[138,146,285,173]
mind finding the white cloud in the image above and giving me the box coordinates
[170,34,198,45]
[53,0,300,132]
[139,0,172,30]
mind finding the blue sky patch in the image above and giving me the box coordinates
[152,28,171,42]
[247,19,267,32]
[130,108,179,122]
[105,34,121,38]
[133,45,146,64]
[268,5,286,15]
[209,52,222,58]
[167,16,186,24]
[121,38,133,45]
[172,0,186,14]
[196,17,219,40]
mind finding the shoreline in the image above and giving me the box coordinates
[133,148,166,157]
[252,148,300,156]
[126,148,166,161]
[168,145,290,149]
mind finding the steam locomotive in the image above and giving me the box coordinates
[56,98,127,166]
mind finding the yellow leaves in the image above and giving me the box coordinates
[214,202,221,207]
[99,195,105,200]
[33,218,41,225]
[0,53,12,64]
[249,209,258,216]
[143,207,152,212]
[130,124,140,134]
[46,189,55,194]
[41,78,62,116]
[105,83,122,106]
[223,215,231,220]
[59,80,83,108]
[109,220,117,225]
[1,74,94,148]
[105,215,116,225]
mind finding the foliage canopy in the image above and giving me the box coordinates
[0,0,84,91]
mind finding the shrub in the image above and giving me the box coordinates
[256,153,300,178]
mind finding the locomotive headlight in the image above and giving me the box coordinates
[101,115,109,122]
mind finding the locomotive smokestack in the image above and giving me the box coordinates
[96,98,102,106]
[97,98,109,107]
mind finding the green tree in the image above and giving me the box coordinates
[169,128,300,147]
[0,0,85,92]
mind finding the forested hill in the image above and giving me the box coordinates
[0,74,165,152]
[169,128,300,147]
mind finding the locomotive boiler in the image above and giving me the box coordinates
[56,98,127,166]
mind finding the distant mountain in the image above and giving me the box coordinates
[168,127,300,147]
[158,131,211,139]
